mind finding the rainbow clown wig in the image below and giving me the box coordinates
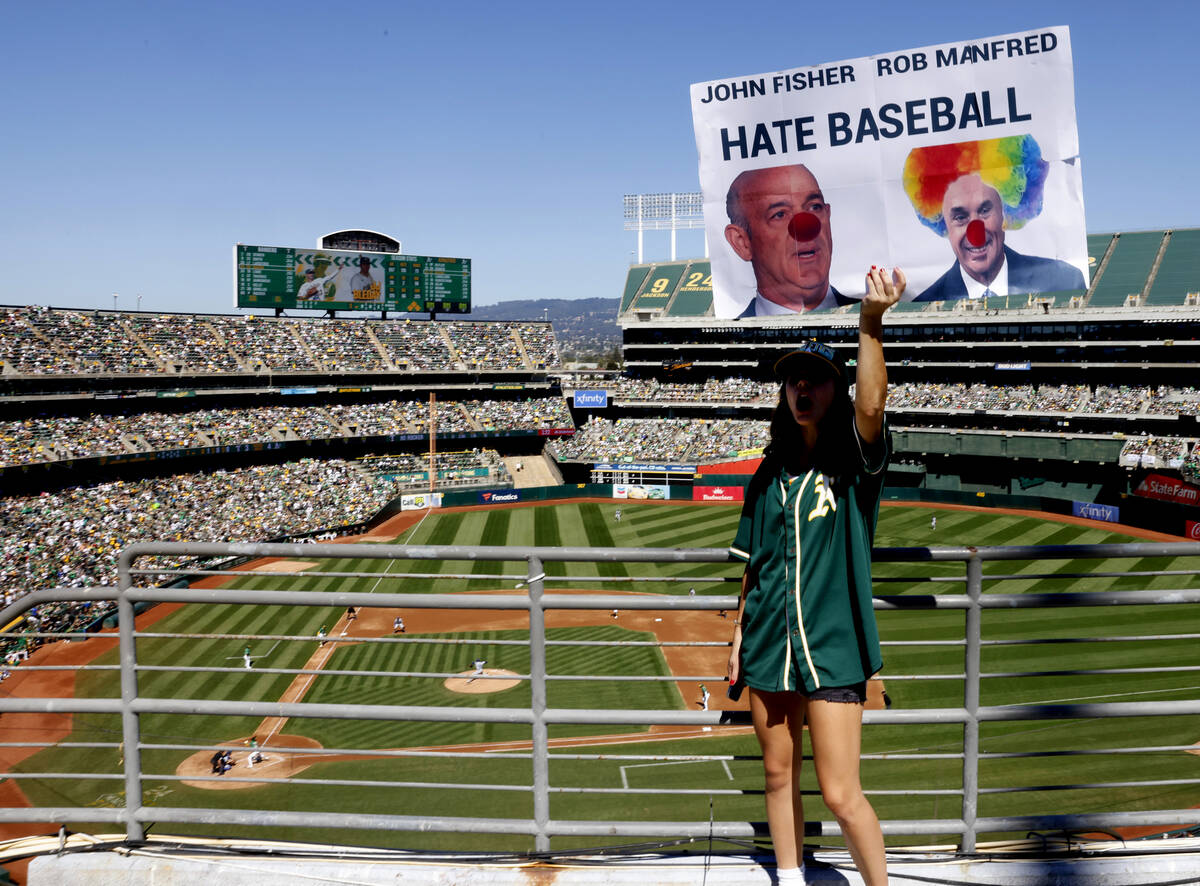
[902,135,1049,237]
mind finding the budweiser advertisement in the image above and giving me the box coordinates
[695,485,745,502]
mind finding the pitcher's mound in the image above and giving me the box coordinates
[444,669,521,694]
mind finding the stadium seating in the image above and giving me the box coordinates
[0,398,574,468]
[1088,231,1165,307]
[0,458,403,604]
[1147,230,1200,306]
[629,263,685,312]
[0,307,560,375]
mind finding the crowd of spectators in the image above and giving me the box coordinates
[357,449,509,488]
[0,307,561,375]
[1,398,576,467]
[1143,387,1200,417]
[0,458,404,605]
[550,416,767,463]
[612,377,775,403]
[1119,436,1195,467]
[887,382,1093,413]
[1183,443,1200,486]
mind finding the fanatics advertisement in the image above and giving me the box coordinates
[691,26,1086,318]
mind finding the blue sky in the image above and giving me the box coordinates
[2,0,1196,314]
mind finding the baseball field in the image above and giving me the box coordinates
[3,498,1198,853]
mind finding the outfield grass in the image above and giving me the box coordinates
[12,500,1200,850]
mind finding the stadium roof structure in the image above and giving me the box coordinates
[617,227,1200,326]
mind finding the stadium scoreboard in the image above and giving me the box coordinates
[235,244,471,313]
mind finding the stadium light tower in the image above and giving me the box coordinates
[623,192,704,263]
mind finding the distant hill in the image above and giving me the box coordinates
[470,298,620,360]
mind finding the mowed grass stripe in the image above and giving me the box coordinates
[578,503,628,580]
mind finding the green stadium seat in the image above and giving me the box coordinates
[631,263,686,312]
[620,266,652,313]
[1088,231,1165,307]
[1146,229,1200,306]
[665,261,714,316]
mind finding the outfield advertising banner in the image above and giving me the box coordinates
[400,492,444,511]
[235,244,471,313]
[695,485,746,502]
[1133,474,1200,506]
[691,26,1085,318]
[1186,520,1200,540]
[1072,500,1119,523]
[613,484,671,501]
[595,463,697,474]
[479,489,521,505]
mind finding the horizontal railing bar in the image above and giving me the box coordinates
[121,540,1200,570]
[978,745,1200,759]
[0,772,123,781]
[0,742,120,750]
[983,568,1200,581]
[978,778,1200,794]
[979,588,1200,607]
[0,808,126,824]
[39,585,1196,617]
[981,634,1200,645]
[131,666,735,683]
[975,699,1200,720]
[973,810,1200,832]
[5,698,1196,725]
[150,773,534,791]
[981,666,1200,678]
[131,635,733,649]
[136,806,543,835]
[139,742,532,759]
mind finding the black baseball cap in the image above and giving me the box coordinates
[772,339,845,383]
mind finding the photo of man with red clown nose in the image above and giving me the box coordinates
[903,135,1085,303]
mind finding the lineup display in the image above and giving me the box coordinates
[235,244,471,313]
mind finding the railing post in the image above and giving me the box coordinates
[961,552,983,852]
[117,553,145,842]
[527,555,550,852]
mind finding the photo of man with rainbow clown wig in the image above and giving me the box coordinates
[903,135,1085,303]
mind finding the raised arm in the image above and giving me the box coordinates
[854,266,905,444]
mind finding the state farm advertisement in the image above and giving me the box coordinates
[695,485,746,502]
[1133,474,1200,507]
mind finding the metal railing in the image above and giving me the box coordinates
[0,540,1198,855]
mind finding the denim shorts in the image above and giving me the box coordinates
[803,681,867,704]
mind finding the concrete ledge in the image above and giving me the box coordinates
[27,841,1200,885]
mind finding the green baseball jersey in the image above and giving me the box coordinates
[729,417,888,693]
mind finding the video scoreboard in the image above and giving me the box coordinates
[235,244,471,313]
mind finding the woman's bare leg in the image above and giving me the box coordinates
[749,688,807,870]
[806,699,887,885]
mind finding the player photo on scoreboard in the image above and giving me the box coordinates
[295,253,386,308]
[691,25,1087,319]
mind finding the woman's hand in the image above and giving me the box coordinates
[862,265,905,318]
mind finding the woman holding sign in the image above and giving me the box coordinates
[727,264,902,884]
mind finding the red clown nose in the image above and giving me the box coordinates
[966,218,986,248]
[788,212,822,241]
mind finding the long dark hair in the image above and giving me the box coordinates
[764,382,857,478]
